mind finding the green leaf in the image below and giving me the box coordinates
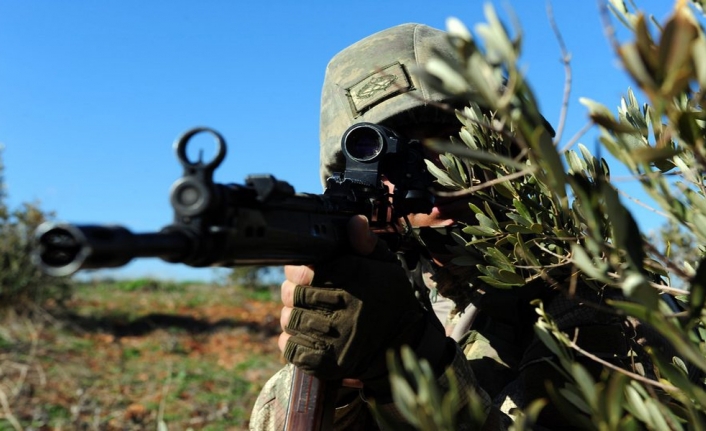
[582,98,641,133]
[528,223,544,234]
[601,182,646,270]
[477,276,514,289]
[462,225,497,237]
[446,16,473,42]
[684,188,706,215]
[558,387,592,415]
[458,127,480,150]
[643,401,671,431]
[652,353,706,408]
[425,57,470,95]
[493,178,518,199]
[506,224,536,234]
[425,140,528,171]
[425,160,461,189]
[618,42,657,91]
[658,7,698,98]
[496,269,525,285]
[624,383,651,423]
[506,212,532,227]
[476,3,517,65]
[693,33,706,88]
[630,146,681,165]
[514,233,541,267]
[621,272,659,309]
[533,125,567,200]
[610,300,706,373]
[570,363,597,410]
[476,212,498,231]
[694,213,706,243]
[533,325,565,358]
[439,153,469,186]
[604,373,629,429]
[570,244,610,282]
[485,247,514,271]
[565,150,587,174]
[513,199,533,221]
[689,256,706,325]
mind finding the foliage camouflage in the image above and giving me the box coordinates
[386,1,706,429]
[0,148,71,311]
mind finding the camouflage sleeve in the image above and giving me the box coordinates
[249,364,291,431]
[250,347,509,430]
[249,364,375,431]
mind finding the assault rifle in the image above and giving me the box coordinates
[34,124,434,430]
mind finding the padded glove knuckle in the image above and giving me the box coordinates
[284,337,341,378]
[293,285,345,309]
[284,253,429,381]
[286,308,333,335]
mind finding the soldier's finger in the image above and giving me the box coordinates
[348,215,377,255]
[348,215,396,262]
[278,332,290,354]
[280,306,293,331]
[281,280,296,307]
[284,265,315,285]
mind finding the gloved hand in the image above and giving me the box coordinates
[278,215,435,384]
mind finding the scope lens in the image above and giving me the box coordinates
[344,126,384,162]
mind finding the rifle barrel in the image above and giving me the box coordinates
[34,223,190,277]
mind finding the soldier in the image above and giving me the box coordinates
[250,23,643,430]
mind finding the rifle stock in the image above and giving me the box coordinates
[33,126,433,431]
[284,368,337,430]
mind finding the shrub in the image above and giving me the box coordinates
[0,149,72,311]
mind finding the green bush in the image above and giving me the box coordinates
[0,149,72,311]
[229,266,279,301]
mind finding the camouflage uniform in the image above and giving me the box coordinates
[249,266,649,430]
[249,284,502,431]
[250,23,657,430]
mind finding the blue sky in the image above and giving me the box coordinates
[1,1,676,281]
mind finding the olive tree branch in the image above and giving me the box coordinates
[568,328,679,392]
[546,0,572,147]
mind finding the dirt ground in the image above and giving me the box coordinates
[0,281,285,430]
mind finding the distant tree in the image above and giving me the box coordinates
[0,148,71,311]
[229,266,279,290]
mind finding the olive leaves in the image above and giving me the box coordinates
[384,1,706,429]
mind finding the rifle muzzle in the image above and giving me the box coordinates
[33,222,190,277]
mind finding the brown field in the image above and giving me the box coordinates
[0,280,284,430]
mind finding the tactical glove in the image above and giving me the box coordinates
[282,251,428,382]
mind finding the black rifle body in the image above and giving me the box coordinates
[35,124,432,277]
[33,125,433,431]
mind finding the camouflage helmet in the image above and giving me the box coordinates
[319,23,461,187]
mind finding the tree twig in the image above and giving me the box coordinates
[546,0,572,147]
[433,167,535,197]
[568,329,679,392]
[559,122,593,154]
[616,188,670,220]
